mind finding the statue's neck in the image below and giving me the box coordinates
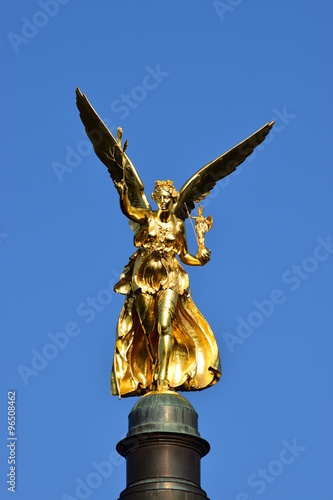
[157,210,171,223]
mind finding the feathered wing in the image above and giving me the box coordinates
[173,121,275,220]
[76,88,151,211]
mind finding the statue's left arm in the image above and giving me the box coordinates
[178,221,210,266]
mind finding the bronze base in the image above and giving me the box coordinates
[116,392,210,499]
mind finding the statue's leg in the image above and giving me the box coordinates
[157,289,178,389]
[135,292,156,366]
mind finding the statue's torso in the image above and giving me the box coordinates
[132,212,189,294]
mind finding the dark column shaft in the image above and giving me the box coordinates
[116,391,210,500]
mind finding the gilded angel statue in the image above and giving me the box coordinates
[76,88,274,397]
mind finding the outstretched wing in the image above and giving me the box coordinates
[173,122,274,220]
[76,88,151,210]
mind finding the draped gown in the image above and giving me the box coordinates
[111,211,221,397]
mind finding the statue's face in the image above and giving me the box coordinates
[154,188,173,212]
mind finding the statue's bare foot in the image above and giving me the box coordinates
[157,379,170,392]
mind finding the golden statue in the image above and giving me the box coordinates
[188,204,213,254]
[76,88,274,397]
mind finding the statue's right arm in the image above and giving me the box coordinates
[119,184,149,224]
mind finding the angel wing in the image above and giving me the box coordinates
[173,121,275,220]
[76,88,151,211]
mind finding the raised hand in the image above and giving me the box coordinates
[114,180,128,200]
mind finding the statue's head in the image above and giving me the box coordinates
[152,180,179,211]
[197,204,204,216]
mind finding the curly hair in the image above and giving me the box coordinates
[151,180,180,202]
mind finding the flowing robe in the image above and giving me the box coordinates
[111,212,221,397]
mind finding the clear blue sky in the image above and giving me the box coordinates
[2,1,333,499]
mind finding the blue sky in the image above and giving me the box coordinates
[2,1,333,499]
